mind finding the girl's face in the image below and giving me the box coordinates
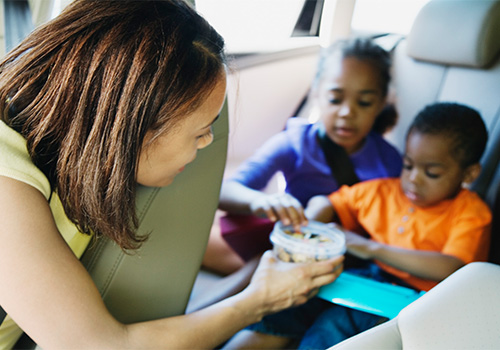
[401,131,477,207]
[136,73,227,187]
[318,56,386,154]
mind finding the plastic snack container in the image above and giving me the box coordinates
[270,220,346,263]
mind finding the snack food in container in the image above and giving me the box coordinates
[270,220,346,263]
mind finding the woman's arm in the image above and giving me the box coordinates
[0,176,342,349]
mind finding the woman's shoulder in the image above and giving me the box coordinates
[0,120,51,199]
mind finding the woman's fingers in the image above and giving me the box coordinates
[308,256,344,283]
[250,252,345,315]
[266,252,344,292]
[281,255,344,306]
[310,263,343,289]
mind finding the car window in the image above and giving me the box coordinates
[194,0,430,54]
[195,0,318,54]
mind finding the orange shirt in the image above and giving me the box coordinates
[328,178,491,291]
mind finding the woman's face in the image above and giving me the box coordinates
[136,73,227,187]
[318,56,386,154]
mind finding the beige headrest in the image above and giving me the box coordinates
[407,0,500,68]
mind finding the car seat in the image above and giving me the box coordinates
[79,101,229,323]
[331,0,500,348]
[329,261,500,349]
[384,0,500,253]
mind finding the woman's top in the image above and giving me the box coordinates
[231,118,403,206]
[0,120,92,349]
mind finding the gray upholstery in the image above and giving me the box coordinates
[384,0,500,258]
[80,101,229,323]
[385,0,500,166]
[407,0,500,68]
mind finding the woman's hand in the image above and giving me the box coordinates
[249,193,308,230]
[244,251,343,318]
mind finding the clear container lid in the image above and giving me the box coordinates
[270,220,346,262]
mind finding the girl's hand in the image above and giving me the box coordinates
[249,193,307,230]
[245,251,343,317]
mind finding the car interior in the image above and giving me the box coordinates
[2,0,500,348]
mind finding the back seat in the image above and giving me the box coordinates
[384,0,500,261]
[186,0,500,330]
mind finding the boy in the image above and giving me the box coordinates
[300,101,492,349]
[224,102,491,349]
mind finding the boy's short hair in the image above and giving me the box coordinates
[407,102,488,168]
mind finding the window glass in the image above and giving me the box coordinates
[51,0,62,19]
[195,0,312,53]
[351,0,430,35]
[292,0,324,37]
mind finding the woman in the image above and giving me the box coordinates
[0,1,343,348]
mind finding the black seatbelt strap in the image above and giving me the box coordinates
[316,127,360,186]
[317,127,367,269]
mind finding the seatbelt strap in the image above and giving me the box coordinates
[317,127,368,269]
[316,127,360,186]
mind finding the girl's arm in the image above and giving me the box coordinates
[219,179,266,214]
[219,180,307,229]
[344,231,464,281]
[0,176,342,349]
[219,131,308,228]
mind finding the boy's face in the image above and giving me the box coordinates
[401,131,475,207]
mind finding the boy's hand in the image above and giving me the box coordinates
[304,195,335,223]
[343,230,380,260]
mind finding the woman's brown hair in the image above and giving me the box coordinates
[0,0,226,250]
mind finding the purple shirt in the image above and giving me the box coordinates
[231,118,403,206]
